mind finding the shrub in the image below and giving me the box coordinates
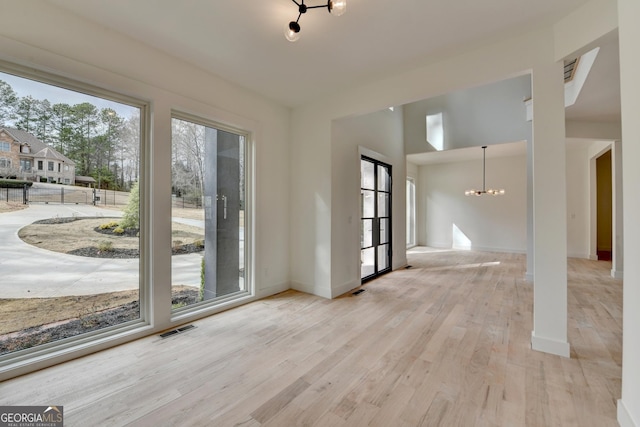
[113,227,125,235]
[97,241,113,252]
[120,181,139,230]
[194,239,204,249]
[99,221,119,230]
[0,179,33,188]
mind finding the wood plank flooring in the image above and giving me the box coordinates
[0,250,622,426]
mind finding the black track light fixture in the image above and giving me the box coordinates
[285,0,347,42]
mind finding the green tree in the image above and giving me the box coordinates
[34,99,53,141]
[14,95,39,133]
[50,103,74,154]
[70,102,99,176]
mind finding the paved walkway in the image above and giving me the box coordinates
[0,204,201,298]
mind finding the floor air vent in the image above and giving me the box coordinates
[160,324,196,338]
[352,289,365,296]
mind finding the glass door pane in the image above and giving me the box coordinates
[360,156,392,282]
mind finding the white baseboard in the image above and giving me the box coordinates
[290,281,332,299]
[255,281,290,299]
[618,399,638,427]
[531,332,570,358]
[332,279,360,298]
[611,269,623,279]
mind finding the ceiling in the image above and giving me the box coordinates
[46,0,595,108]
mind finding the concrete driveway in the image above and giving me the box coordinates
[0,204,201,298]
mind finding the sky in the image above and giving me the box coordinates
[0,71,139,119]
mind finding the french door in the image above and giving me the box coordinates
[361,156,392,282]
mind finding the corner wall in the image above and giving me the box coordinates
[618,0,640,422]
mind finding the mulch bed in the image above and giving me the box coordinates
[0,288,200,355]
[66,242,204,259]
[33,216,204,259]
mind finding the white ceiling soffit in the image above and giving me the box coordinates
[406,141,527,166]
[45,0,591,107]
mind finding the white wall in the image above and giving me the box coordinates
[404,75,532,154]
[566,142,594,258]
[418,154,526,252]
[0,1,291,378]
[618,0,640,423]
[330,107,406,297]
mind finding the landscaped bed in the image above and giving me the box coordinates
[0,212,205,354]
[19,216,204,258]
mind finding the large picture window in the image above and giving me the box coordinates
[0,68,144,358]
[171,115,250,311]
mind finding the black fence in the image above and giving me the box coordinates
[1,186,28,204]
[171,195,203,209]
[1,186,130,206]
[2,186,205,210]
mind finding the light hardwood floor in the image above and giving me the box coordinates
[1,250,622,426]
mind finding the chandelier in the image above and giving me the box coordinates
[465,146,505,196]
[285,0,347,42]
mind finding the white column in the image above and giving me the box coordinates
[611,140,623,279]
[618,0,640,424]
[530,58,570,357]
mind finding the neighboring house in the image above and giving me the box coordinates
[0,127,76,184]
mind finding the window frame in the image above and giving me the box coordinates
[0,59,151,375]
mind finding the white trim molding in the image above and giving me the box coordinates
[531,332,570,358]
[618,399,638,427]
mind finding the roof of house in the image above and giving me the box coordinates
[75,175,96,183]
[0,127,75,165]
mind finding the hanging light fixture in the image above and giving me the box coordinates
[285,0,347,42]
[465,145,505,196]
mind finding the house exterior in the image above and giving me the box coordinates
[0,127,76,184]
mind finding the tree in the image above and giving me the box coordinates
[14,95,39,133]
[70,102,99,176]
[0,80,18,125]
[120,115,140,188]
[171,119,205,199]
[50,103,74,154]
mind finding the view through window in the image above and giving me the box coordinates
[0,70,142,356]
[171,116,247,311]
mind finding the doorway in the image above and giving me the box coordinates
[596,150,612,261]
[360,156,392,282]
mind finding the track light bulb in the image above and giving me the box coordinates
[285,21,301,42]
[329,0,347,16]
